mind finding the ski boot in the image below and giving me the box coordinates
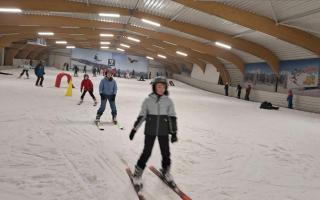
[132,165,143,191]
[78,99,83,105]
[112,116,118,125]
[93,99,97,106]
[160,167,176,187]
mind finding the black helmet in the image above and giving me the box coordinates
[152,76,168,95]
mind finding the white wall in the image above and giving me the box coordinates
[191,64,220,84]
[49,49,71,69]
[173,74,320,113]
[13,59,30,67]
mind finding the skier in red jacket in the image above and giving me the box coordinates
[79,74,97,106]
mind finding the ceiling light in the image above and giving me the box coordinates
[69,33,84,36]
[163,41,176,46]
[120,43,130,48]
[157,54,166,59]
[56,41,67,44]
[0,33,20,36]
[61,26,80,29]
[141,18,161,27]
[176,51,188,56]
[100,41,111,45]
[152,45,164,49]
[38,32,54,36]
[100,33,114,37]
[0,8,22,13]
[19,25,40,27]
[117,48,125,52]
[101,46,109,49]
[99,13,120,18]
[215,42,232,50]
[146,56,154,60]
[127,37,140,42]
[66,46,76,49]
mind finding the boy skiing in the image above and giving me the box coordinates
[79,74,97,106]
[129,76,178,189]
[95,70,118,125]
[34,61,45,87]
[19,61,31,79]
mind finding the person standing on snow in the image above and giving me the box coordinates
[129,76,178,188]
[79,74,97,106]
[95,70,118,124]
[224,82,229,96]
[19,61,31,79]
[287,89,293,109]
[236,84,242,99]
[34,61,45,87]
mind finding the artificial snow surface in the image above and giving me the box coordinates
[1,68,320,200]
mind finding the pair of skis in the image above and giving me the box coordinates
[95,121,124,131]
[126,166,192,200]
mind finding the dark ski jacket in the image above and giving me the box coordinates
[34,64,45,76]
[133,93,177,136]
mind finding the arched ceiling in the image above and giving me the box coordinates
[0,0,319,84]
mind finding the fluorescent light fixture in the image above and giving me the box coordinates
[157,54,166,59]
[176,51,188,57]
[215,41,232,50]
[100,33,114,37]
[69,33,84,36]
[61,26,80,29]
[1,33,20,36]
[99,13,120,17]
[0,8,22,13]
[127,36,140,42]
[117,48,125,52]
[55,41,67,44]
[66,46,75,49]
[100,41,111,45]
[101,46,109,49]
[152,45,164,49]
[38,32,54,36]
[141,18,161,27]
[120,43,130,48]
[19,25,40,27]
[146,56,154,60]
[163,40,176,46]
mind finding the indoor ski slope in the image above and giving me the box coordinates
[0,68,320,200]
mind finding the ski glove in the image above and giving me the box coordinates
[129,129,137,140]
[171,133,178,143]
[111,94,116,101]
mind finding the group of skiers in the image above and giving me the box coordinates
[224,82,252,101]
[78,71,177,187]
[224,82,293,108]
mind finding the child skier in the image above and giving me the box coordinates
[19,61,31,79]
[129,76,178,188]
[79,74,97,106]
[95,70,118,124]
[287,90,293,109]
[34,61,45,87]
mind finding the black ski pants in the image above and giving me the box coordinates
[81,90,96,100]
[20,70,29,78]
[137,135,171,170]
[36,76,44,86]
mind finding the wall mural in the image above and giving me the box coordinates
[71,48,149,77]
[244,58,320,97]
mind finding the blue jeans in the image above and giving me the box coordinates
[97,95,117,119]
